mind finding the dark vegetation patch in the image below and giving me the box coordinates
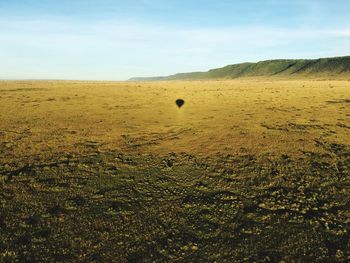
[261,122,327,132]
[327,99,350,104]
[0,88,48,93]
[0,143,349,262]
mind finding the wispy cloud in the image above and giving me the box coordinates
[2,18,349,47]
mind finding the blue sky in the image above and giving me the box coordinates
[0,0,350,80]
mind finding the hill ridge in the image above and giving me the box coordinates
[129,56,350,81]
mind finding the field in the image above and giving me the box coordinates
[0,79,350,262]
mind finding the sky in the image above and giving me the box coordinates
[0,0,350,80]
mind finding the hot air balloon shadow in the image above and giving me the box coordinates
[176,99,185,108]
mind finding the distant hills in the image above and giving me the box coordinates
[129,56,350,81]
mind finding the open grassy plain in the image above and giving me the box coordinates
[1,79,350,262]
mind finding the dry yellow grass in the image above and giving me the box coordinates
[1,79,349,162]
[1,79,350,261]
